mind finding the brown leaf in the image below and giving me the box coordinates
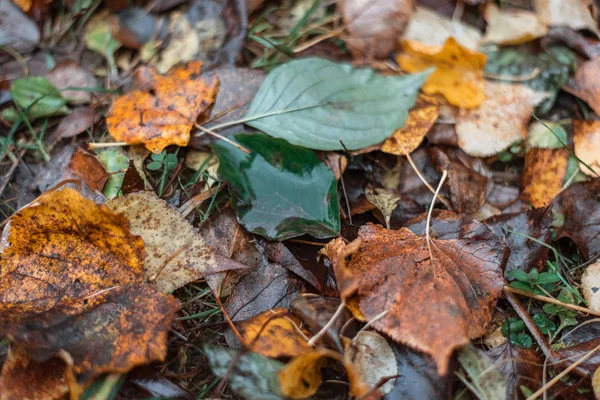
[325,221,504,374]
[46,61,99,104]
[0,188,179,391]
[564,58,600,116]
[237,308,313,358]
[67,148,109,192]
[573,120,600,177]
[54,107,100,141]
[486,343,543,398]
[521,148,570,207]
[106,61,219,153]
[107,191,246,294]
[338,0,413,59]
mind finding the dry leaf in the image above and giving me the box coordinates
[397,38,486,108]
[338,0,413,59]
[535,0,599,36]
[46,61,99,104]
[237,308,313,358]
[482,3,548,45]
[68,148,109,192]
[522,148,569,207]
[107,191,245,294]
[106,61,218,153]
[402,6,482,50]
[325,222,503,375]
[456,82,549,157]
[564,58,600,116]
[54,107,100,141]
[582,260,600,313]
[0,188,178,392]
[573,120,600,177]
[365,186,400,229]
[381,95,439,156]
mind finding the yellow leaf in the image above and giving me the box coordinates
[397,38,486,109]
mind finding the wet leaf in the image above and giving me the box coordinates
[535,0,599,36]
[347,331,398,395]
[237,308,313,358]
[203,344,285,400]
[243,58,429,151]
[97,149,129,199]
[397,38,486,109]
[68,148,109,192]
[46,61,99,104]
[572,120,600,177]
[522,148,570,207]
[0,188,179,392]
[10,76,69,120]
[106,61,218,153]
[213,133,340,240]
[564,58,600,116]
[338,0,412,59]
[482,3,547,45]
[457,344,506,400]
[380,95,439,156]
[107,191,246,294]
[325,221,504,374]
[456,82,549,157]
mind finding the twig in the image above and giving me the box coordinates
[484,68,541,82]
[308,301,347,346]
[88,142,128,149]
[426,170,448,259]
[504,286,600,317]
[402,147,451,209]
[339,156,352,225]
[194,123,250,153]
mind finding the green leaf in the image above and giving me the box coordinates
[11,77,69,120]
[98,149,129,199]
[146,161,163,171]
[151,151,166,162]
[543,303,560,316]
[203,344,285,400]
[536,272,562,285]
[515,333,533,348]
[509,281,534,293]
[533,313,556,334]
[213,133,340,240]
[243,58,430,151]
[527,121,568,150]
[502,318,526,337]
[506,269,529,283]
[84,17,121,74]
[457,344,506,400]
[164,153,179,170]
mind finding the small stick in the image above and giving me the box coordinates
[504,286,600,317]
[426,170,448,259]
[88,142,128,149]
[194,124,250,154]
[307,301,347,346]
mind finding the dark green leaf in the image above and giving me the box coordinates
[213,133,340,240]
[502,318,526,337]
[164,153,178,170]
[509,281,534,293]
[506,269,529,283]
[533,313,556,334]
[151,151,166,162]
[527,269,538,283]
[536,272,562,285]
[146,161,163,171]
[203,344,284,400]
[514,333,532,348]
[11,77,69,120]
[243,58,430,150]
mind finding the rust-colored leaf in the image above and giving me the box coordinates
[106,61,218,153]
[67,148,109,192]
[0,188,179,393]
[564,58,600,116]
[573,120,600,177]
[237,308,313,358]
[325,221,503,375]
[521,148,569,207]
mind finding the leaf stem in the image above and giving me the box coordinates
[194,123,250,153]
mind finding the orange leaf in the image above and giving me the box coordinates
[397,38,486,108]
[564,58,600,116]
[325,219,503,375]
[0,188,179,394]
[68,148,108,192]
[237,308,313,358]
[573,120,600,177]
[106,61,219,153]
[522,148,569,207]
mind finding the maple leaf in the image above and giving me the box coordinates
[397,38,486,108]
[106,61,218,153]
[325,221,503,374]
[0,188,178,395]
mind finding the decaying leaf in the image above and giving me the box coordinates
[365,186,401,229]
[456,82,549,157]
[486,343,543,399]
[107,191,245,293]
[397,38,486,108]
[535,0,599,36]
[338,0,413,59]
[325,221,504,374]
[573,120,600,177]
[521,148,570,207]
[564,58,600,116]
[582,260,600,313]
[0,188,179,392]
[46,61,99,104]
[380,95,439,156]
[106,61,219,153]
[457,344,506,399]
[237,308,313,358]
[402,6,481,50]
[482,3,548,45]
[67,148,109,192]
[54,107,100,141]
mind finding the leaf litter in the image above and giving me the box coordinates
[4,0,600,398]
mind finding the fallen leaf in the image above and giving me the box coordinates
[237,308,313,358]
[573,120,600,177]
[484,208,553,276]
[365,186,400,229]
[121,160,146,194]
[554,181,600,260]
[68,148,109,192]
[54,107,100,141]
[243,58,429,151]
[338,0,413,59]
[527,120,568,150]
[457,344,506,399]
[97,149,129,199]
[582,260,600,313]
[46,61,99,104]
[0,0,40,53]
[542,26,600,59]
[84,12,121,74]
[455,82,549,157]
[535,0,599,36]
[398,38,486,109]
[0,344,68,400]
[107,192,245,293]
[402,6,481,50]
[325,221,504,374]
[10,76,69,120]
[0,188,179,392]
[486,343,543,399]
[106,61,219,153]
[380,95,439,156]
[522,148,570,207]
[213,133,340,240]
[564,58,600,116]
[482,3,548,45]
[346,331,398,395]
